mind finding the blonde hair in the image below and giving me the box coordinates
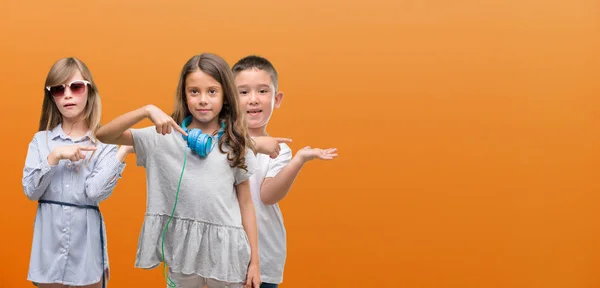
[39,57,102,162]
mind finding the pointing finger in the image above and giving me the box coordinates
[172,120,188,136]
[78,146,97,151]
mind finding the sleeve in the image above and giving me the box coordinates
[84,143,127,202]
[130,126,158,167]
[234,147,258,185]
[265,143,292,178]
[22,134,58,200]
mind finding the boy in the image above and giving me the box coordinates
[232,55,338,287]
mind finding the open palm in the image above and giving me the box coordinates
[297,146,338,161]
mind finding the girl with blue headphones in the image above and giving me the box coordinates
[96,53,279,288]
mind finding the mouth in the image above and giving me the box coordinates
[247,109,262,116]
[64,103,76,108]
[196,109,211,113]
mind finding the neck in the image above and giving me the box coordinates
[248,126,268,137]
[188,118,221,135]
[62,115,89,138]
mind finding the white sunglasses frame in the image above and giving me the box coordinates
[46,80,91,94]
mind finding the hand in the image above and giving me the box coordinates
[254,136,292,159]
[295,146,338,163]
[144,105,188,136]
[119,145,135,154]
[244,262,261,288]
[116,145,134,162]
[49,145,97,165]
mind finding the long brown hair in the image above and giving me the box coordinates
[171,53,254,170]
[39,57,101,163]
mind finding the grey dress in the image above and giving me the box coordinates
[130,126,257,283]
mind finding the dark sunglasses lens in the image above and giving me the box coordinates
[49,86,65,97]
[70,82,86,94]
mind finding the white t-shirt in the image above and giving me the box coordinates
[248,142,292,284]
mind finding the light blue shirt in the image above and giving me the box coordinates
[22,124,126,286]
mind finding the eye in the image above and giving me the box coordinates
[189,88,199,94]
[259,89,269,94]
[238,90,248,95]
[209,89,217,94]
[50,85,65,95]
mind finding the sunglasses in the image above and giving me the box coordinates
[46,80,91,97]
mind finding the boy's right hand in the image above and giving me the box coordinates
[49,145,97,165]
[144,105,188,136]
[253,136,292,159]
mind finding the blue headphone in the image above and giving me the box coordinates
[180,115,225,157]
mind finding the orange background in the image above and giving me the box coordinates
[1,0,599,287]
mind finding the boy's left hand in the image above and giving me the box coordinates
[244,263,261,288]
[296,146,338,162]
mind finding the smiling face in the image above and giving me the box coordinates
[235,68,283,136]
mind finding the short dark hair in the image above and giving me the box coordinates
[232,55,279,90]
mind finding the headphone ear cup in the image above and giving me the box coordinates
[195,133,210,157]
[187,129,201,154]
[204,135,214,157]
[183,125,222,157]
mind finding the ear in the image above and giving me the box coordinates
[274,91,284,108]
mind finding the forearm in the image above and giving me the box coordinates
[96,105,150,145]
[240,196,260,265]
[116,145,133,162]
[85,157,125,202]
[85,147,126,202]
[22,156,57,201]
[261,156,305,205]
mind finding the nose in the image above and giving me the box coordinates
[199,92,209,104]
[63,87,73,98]
[249,91,259,104]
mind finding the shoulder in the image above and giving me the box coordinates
[279,143,292,153]
[130,125,165,146]
[32,130,49,140]
[274,143,292,161]
[130,125,159,135]
[28,130,54,147]
[244,147,257,163]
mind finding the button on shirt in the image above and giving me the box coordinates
[22,124,126,286]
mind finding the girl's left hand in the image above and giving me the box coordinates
[116,145,135,162]
[244,263,261,288]
[120,145,135,154]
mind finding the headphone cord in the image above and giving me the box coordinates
[162,145,187,287]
